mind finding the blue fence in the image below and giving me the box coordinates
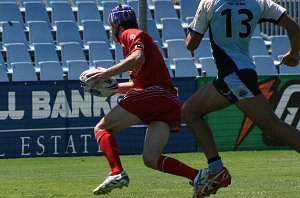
[0,78,198,158]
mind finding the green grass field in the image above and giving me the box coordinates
[0,150,299,198]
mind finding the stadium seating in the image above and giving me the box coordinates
[270,36,290,62]
[61,42,87,67]
[252,55,278,76]
[173,58,199,77]
[28,21,55,46]
[199,57,218,77]
[45,0,69,8]
[127,0,153,20]
[161,18,186,44]
[33,43,60,67]
[0,0,296,81]
[88,41,114,66]
[146,18,162,44]
[51,1,76,27]
[249,37,269,57]
[11,62,37,81]
[24,2,51,29]
[66,60,89,80]
[193,38,213,63]
[93,60,115,69]
[0,2,26,29]
[114,43,124,63]
[154,40,166,58]
[82,20,110,46]
[178,0,198,26]
[0,64,9,82]
[166,39,193,65]
[1,21,30,49]
[6,43,33,72]
[56,21,83,47]
[39,61,64,81]
[77,1,101,27]
[153,0,178,28]
[21,0,43,7]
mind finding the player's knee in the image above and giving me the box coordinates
[182,103,205,122]
[94,119,106,134]
[142,154,158,169]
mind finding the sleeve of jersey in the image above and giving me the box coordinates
[260,0,286,24]
[128,33,145,54]
[188,0,213,35]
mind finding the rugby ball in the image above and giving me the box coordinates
[79,69,118,97]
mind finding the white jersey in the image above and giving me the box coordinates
[189,0,286,77]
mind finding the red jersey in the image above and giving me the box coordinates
[118,28,181,131]
[120,28,175,93]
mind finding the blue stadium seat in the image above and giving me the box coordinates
[46,0,69,8]
[28,21,55,46]
[193,38,212,63]
[56,21,83,47]
[33,43,60,67]
[0,64,9,82]
[20,0,43,7]
[0,2,26,30]
[146,18,162,44]
[66,60,89,80]
[174,58,199,77]
[154,40,166,58]
[270,36,290,62]
[77,1,101,27]
[93,59,115,69]
[24,2,52,29]
[252,55,278,76]
[6,43,33,72]
[39,61,64,81]
[166,39,193,65]
[82,20,110,46]
[161,18,186,44]
[127,0,153,20]
[178,0,198,26]
[1,21,30,49]
[199,57,218,77]
[51,1,76,27]
[88,41,114,66]
[12,62,37,82]
[114,43,124,63]
[61,42,87,67]
[153,0,178,28]
[249,37,269,58]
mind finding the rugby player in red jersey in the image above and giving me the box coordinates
[85,5,202,196]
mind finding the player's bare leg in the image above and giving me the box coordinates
[236,94,300,152]
[182,82,232,196]
[182,82,230,161]
[93,105,141,195]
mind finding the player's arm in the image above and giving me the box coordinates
[186,29,203,51]
[107,49,145,76]
[277,14,300,66]
[117,81,134,94]
[86,50,145,84]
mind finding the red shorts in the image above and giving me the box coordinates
[119,85,181,132]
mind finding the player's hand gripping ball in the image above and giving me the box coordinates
[79,69,118,97]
